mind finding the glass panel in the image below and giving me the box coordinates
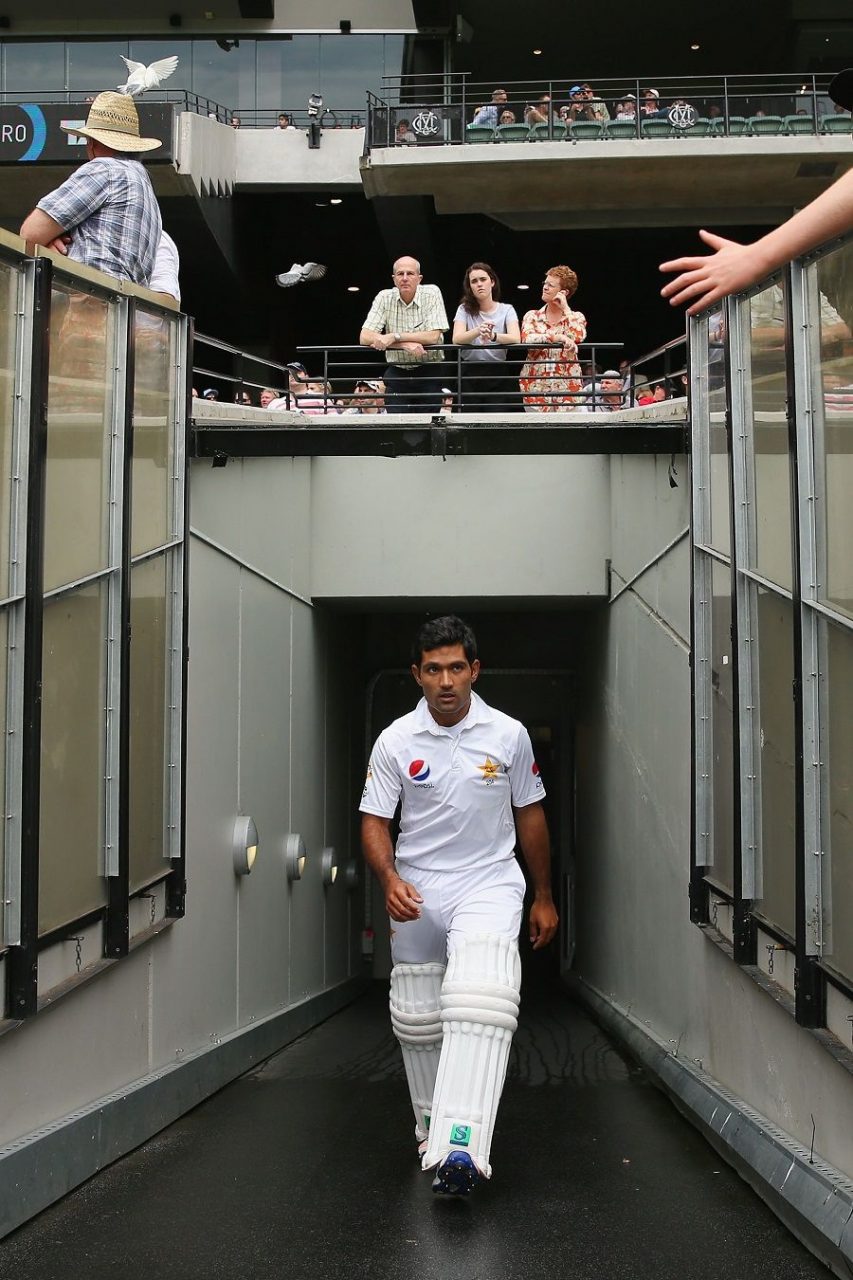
[66,42,128,94]
[0,609,7,941]
[132,305,176,556]
[3,42,65,95]
[753,586,796,935]
[749,283,792,591]
[191,38,257,113]
[823,619,853,982]
[318,35,385,118]
[710,558,734,893]
[0,259,19,600]
[44,281,115,592]
[129,553,169,894]
[38,581,108,935]
[815,240,853,622]
[256,36,321,114]
[708,311,730,556]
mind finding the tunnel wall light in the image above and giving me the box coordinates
[285,833,307,881]
[344,859,360,891]
[233,815,259,875]
[321,847,338,887]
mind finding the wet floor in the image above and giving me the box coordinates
[0,980,832,1280]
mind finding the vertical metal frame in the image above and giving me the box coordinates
[689,315,714,881]
[727,293,762,905]
[2,258,34,948]
[789,260,830,960]
[165,315,190,918]
[6,256,50,1018]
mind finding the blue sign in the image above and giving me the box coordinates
[0,102,173,164]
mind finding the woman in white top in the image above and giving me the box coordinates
[452,262,521,412]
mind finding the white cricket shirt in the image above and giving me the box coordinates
[360,691,545,871]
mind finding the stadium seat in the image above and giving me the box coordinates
[642,118,674,138]
[783,114,816,134]
[465,125,495,143]
[496,124,532,142]
[604,120,639,139]
[725,116,749,135]
[687,118,713,137]
[820,114,853,134]
[530,123,568,141]
[748,115,784,135]
[569,121,603,141]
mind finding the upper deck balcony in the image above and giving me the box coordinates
[360,72,853,228]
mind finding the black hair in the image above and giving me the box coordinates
[412,615,478,667]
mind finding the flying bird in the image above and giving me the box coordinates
[117,56,180,96]
[275,263,327,288]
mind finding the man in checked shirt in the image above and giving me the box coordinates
[360,255,450,413]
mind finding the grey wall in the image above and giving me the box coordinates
[573,452,853,1180]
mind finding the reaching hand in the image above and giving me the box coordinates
[659,229,767,315]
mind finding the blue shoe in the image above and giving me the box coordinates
[431,1152,480,1197]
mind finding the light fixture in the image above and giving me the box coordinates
[347,285,360,292]
[517,284,529,290]
[344,859,360,891]
[533,48,542,55]
[233,815,259,876]
[321,847,338,887]
[690,42,700,50]
[285,833,307,881]
[330,198,342,205]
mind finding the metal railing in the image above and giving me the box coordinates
[0,87,229,119]
[228,107,366,129]
[366,71,851,148]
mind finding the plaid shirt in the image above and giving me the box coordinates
[363,284,449,364]
[38,157,162,286]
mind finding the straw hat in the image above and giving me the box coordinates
[60,91,161,153]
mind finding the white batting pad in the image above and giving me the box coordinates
[389,962,446,1141]
[422,934,521,1178]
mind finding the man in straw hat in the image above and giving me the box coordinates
[20,90,162,286]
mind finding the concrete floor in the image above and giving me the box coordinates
[0,979,832,1280]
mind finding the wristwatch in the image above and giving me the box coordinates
[391,332,401,343]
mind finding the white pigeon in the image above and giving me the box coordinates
[275,263,327,288]
[117,56,180,96]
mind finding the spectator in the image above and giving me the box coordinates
[565,86,589,122]
[581,369,627,412]
[615,96,637,121]
[234,389,253,405]
[276,113,296,130]
[395,119,417,145]
[708,104,723,120]
[231,116,241,129]
[259,387,280,408]
[582,83,610,122]
[440,386,456,413]
[524,95,552,126]
[191,386,200,398]
[472,89,508,128]
[359,255,449,414]
[202,387,219,401]
[618,358,649,395]
[452,261,520,412]
[498,109,517,126]
[351,378,386,414]
[519,265,587,412]
[641,88,662,117]
[20,91,162,286]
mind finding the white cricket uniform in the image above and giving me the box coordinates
[360,691,545,964]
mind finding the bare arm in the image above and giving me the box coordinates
[361,813,423,922]
[19,208,66,248]
[513,802,558,950]
[660,167,853,315]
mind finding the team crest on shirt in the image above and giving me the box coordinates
[532,761,543,788]
[477,755,501,785]
[362,765,373,799]
[408,759,434,788]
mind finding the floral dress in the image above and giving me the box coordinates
[519,305,587,411]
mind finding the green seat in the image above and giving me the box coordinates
[686,117,712,137]
[530,122,568,141]
[748,114,783,135]
[465,125,495,143]
[495,124,532,142]
[783,113,816,135]
[725,116,748,135]
[569,120,602,140]
[604,120,638,139]
[820,114,852,134]
[642,118,674,138]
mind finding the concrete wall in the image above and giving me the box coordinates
[573,451,853,1181]
[310,455,611,600]
[0,456,362,1155]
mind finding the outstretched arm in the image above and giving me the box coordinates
[513,802,558,950]
[659,167,853,315]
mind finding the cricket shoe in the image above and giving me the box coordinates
[431,1151,480,1197]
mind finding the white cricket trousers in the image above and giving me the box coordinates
[389,857,525,965]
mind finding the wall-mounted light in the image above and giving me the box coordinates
[339,19,351,34]
[347,285,360,292]
[344,859,360,891]
[169,12,182,27]
[285,833,307,881]
[321,847,338,887]
[233,815,259,875]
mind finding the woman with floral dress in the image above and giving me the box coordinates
[519,265,587,411]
